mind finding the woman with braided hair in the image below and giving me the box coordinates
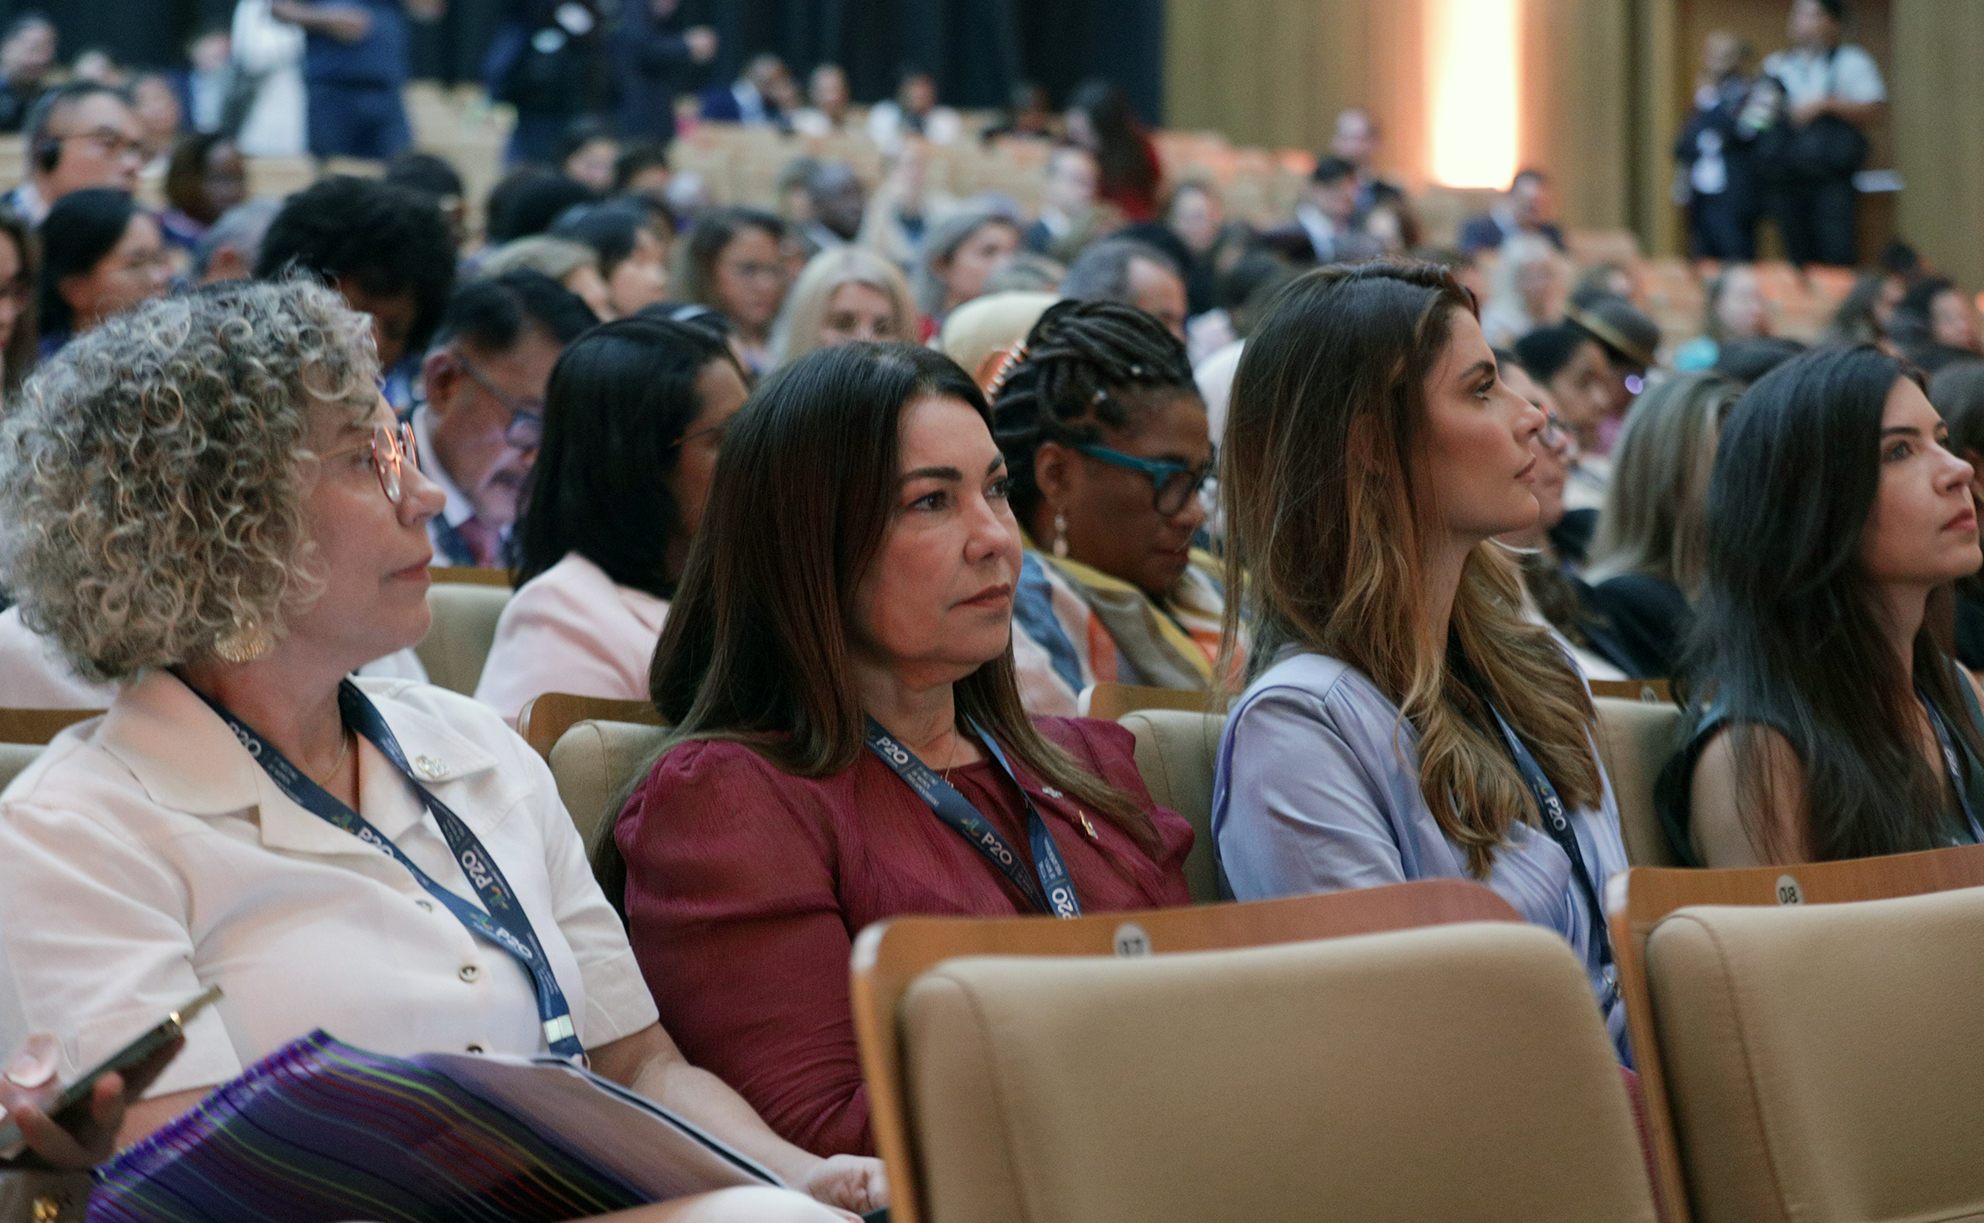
[990,298,1237,714]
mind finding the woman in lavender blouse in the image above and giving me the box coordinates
[1210,263,1631,1058]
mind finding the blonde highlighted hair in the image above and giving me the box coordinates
[768,245,917,367]
[1587,371,1740,596]
[1221,262,1602,877]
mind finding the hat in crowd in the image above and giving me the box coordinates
[1565,294,1660,370]
[937,291,1059,393]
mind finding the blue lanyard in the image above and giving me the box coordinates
[1917,689,1984,844]
[1484,705,1616,986]
[864,716,1082,918]
[186,677,586,1060]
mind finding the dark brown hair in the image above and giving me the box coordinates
[0,203,37,397]
[1222,262,1602,876]
[594,342,1155,889]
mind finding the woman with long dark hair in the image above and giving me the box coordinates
[0,205,38,399]
[674,206,788,373]
[1065,79,1161,223]
[1656,346,1984,866]
[1213,262,1630,1056]
[609,342,1192,1156]
[473,317,749,725]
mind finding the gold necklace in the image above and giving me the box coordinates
[314,729,352,788]
[940,724,960,785]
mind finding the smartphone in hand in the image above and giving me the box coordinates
[0,985,219,1158]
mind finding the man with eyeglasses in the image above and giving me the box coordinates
[411,270,598,568]
[6,81,143,226]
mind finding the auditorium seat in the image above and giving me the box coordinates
[863,905,1653,1223]
[416,582,512,696]
[1605,844,1984,1221]
[0,707,102,745]
[1646,887,1984,1223]
[1080,681,1224,720]
[1591,696,1683,868]
[1115,708,1225,902]
[516,691,661,760]
[547,717,669,858]
[0,741,39,792]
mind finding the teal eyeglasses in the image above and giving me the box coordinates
[1070,443,1214,516]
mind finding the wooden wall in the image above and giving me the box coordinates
[1163,0,1982,277]
[1518,0,1635,232]
[1162,0,1428,188]
[1892,0,1984,291]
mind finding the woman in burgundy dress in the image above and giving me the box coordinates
[606,341,1194,1158]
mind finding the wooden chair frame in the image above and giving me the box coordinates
[1606,843,1984,1223]
[0,707,104,745]
[428,565,513,587]
[1588,678,1673,704]
[516,692,661,760]
[1079,681,1227,722]
[850,880,1523,1223]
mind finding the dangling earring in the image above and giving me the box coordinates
[1052,510,1070,559]
[213,615,272,664]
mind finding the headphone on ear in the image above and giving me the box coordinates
[33,134,60,173]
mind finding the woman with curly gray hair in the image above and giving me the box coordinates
[0,281,882,1221]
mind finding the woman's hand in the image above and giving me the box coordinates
[797,1154,889,1215]
[1,1033,183,1168]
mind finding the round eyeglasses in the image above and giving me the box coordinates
[322,422,420,505]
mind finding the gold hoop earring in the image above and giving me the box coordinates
[1052,510,1070,559]
[213,616,272,664]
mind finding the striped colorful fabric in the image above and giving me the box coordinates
[92,1032,653,1223]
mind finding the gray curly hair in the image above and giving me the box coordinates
[0,279,379,683]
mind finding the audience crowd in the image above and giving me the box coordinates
[2,0,1983,1216]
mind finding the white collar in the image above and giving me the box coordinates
[1295,202,1338,253]
[95,672,498,857]
[410,403,477,529]
[12,181,46,226]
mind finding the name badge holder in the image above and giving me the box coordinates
[1918,688,1984,844]
[865,716,1082,918]
[186,677,586,1060]
[1483,704,1618,1002]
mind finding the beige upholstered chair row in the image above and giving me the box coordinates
[416,580,513,696]
[0,742,39,792]
[853,885,1656,1223]
[517,692,660,760]
[1651,887,1984,1223]
[1116,708,1225,902]
[547,718,669,861]
[1608,844,1984,1223]
[1590,696,1684,869]
[1102,693,1688,908]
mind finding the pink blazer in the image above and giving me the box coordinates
[473,553,669,725]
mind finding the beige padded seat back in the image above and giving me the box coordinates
[1646,888,1984,1223]
[1116,709,1225,903]
[902,923,1656,1223]
[547,719,671,859]
[1592,696,1683,867]
[416,583,512,695]
[0,742,41,794]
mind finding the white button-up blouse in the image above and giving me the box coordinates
[0,671,659,1099]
